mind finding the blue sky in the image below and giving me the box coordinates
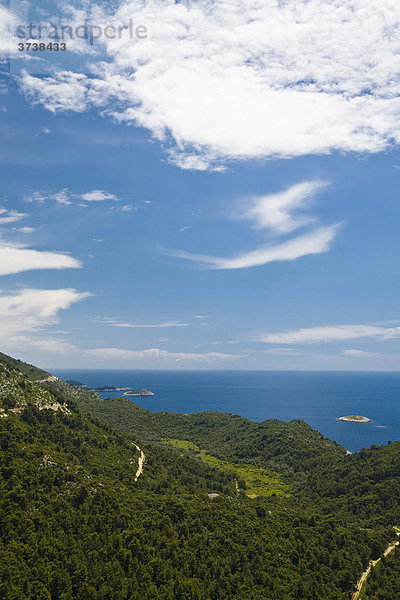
[1,0,400,369]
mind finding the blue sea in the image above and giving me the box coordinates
[53,370,400,453]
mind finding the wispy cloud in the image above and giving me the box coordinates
[0,291,237,366]
[258,324,400,345]
[85,347,242,362]
[53,189,72,205]
[13,226,37,233]
[0,208,27,225]
[171,225,339,270]
[342,349,383,358]
[169,180,339,270]
[25,192,47,204]
[98,317,189,329]
[17,1,400,169]
[0,242,81,275]
[261,347,308,357]
[239,181,328,234]
[0,288,90,340]
[25,189,72,205]
[21,71,89,113]
[26,188,119,205]
[0,5,15,56]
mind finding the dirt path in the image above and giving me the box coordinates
[352,527,400,600]
[132,443,145,481]
[37,375,59,383]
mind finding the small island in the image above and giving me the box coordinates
[338,415,371,423]
[124,389,154,397]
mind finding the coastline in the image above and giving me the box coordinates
[55,369,395,453]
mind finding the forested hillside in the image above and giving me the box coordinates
[63,385,346,473]
[1,353,400,599]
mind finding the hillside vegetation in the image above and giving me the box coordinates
[1,354,400,599]
[65,389,346,473]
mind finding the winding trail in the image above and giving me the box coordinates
[132,443,145,481]
[352,527,400,600]
[37,375,59,383]
[37,375,147,480]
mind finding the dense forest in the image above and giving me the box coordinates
[1,352,400,599]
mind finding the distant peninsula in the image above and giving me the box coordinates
[66,381,154,396]
[338,415,371,423]
[66,380,87,388]
[94,386,131,392]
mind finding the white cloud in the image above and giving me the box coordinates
[0,288,90,340]
[170,180,338,269]
[261,347,307,357]
[25,192,47,204]
[85,347,241,361]
[0,289,240,367]
[81,190,118,202]
[21,71,90,113]
[259,324,400,344]
[342,349,383,358]
[0,5,16,56]
[0,288,93,361]
[0,242,81,275]
[52,189,72,205]
[98,317,189,328]
[171,225,339,270]
[13,226,37,233]
[240,181,328,235]
[25,189,71,205]
[16,0,400,169]
[0,208,27,225]
[25,188,118,205]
